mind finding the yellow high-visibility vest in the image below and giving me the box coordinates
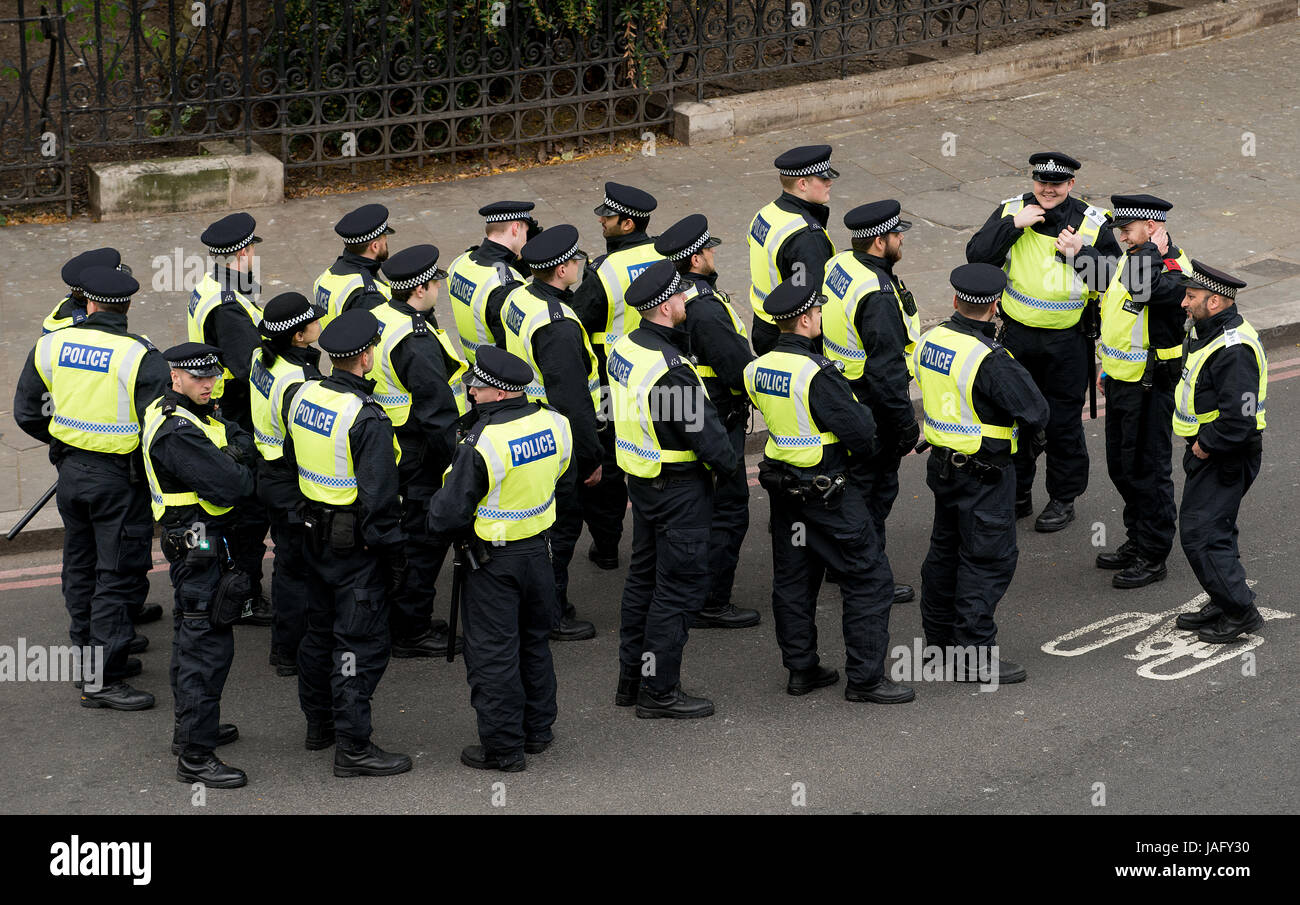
[608,333,704,478]
[999,196,1108,329]
[446,250,526,363]
[367,303,469,426]
[187,273,261,401]
[743,350,840,467]
[287,380,400,506]
[501,285,601,411]
[42,296,86,334]
[141,397,234,521]
[462,405,573,542]
[821,252,921,380]
[313,264,392,327]
[248,349,310,461]
[590,241,663,347]
[1173,319,1267,437]
[912,324,1019,455]
[32,327,151,454]
[747,201,836,325]
[1098,249,1192,382]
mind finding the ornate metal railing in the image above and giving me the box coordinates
[1,0,1152,211]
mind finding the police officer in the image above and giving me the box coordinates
[747,145,839,355]
[250,292,325,676]
[821,200,922,604]
[654,214,759,629]
[427,347,573,772]
[744,277,909,703]
[142,343,256,788]
[1171,262,1268,644]
[1060,195,1191,588]
[188,212,272,625]
[572,183,663,570]
[313,203,395,324]
[965,152,1120,531]
[912,264,1050,684]
[14,266,169,708]
[446,201,537,363]
[44,248,128,334]
[610,261,737,718]
[502,225,602,641]
[283,309,412,777]
[373,244,466,658]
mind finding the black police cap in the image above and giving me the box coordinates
[1179,260,1247,299]
[79,265,139,304]
[949,262,1007,305]
[319,308,382,359]
[1110,193,1173,226]
[774,145,839,180]
[626,260,685,312]
[478,200,537,224]
[593,182,658,219]
[465,345,533,393]
[654,213,722,261]
[260,291,326,337]
[163,342,224,377]
[1028,152,1080,183]
[334,203,395,244]
[382,244,447,291]
[201,212,262,255]
[763,275,827,320]
[520,224,585,269]
[62,248,124,290]
[844,200,912,238]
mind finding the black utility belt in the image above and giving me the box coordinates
[756,460,847,503]
[933,447,1008,484]
[302,503,361,555]
[160,523,226,564]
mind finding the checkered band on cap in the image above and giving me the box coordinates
[633,272,684,310]
[83,288,133,304]
[667,229,711,261]
[168,353,221,370]
[327,337,378,359]
[1112,207,1167,222]
[773,288,825,320]
[262,308,317,333]
[1187,269,1237,298]
[389,263,445,291]
[955,289,1001,305]
[533,239,581,270]
[343,220,390,244]
[601,195,652,218]
[1032,159,1075,175]
[484,211,534,223]
[470,362,527,393]
[851,215,900,238]
[777,161,831,177]
[205,234,257,255]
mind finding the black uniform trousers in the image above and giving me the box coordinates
[548,468,584,613]
[858,450,903,553]
[226,504,269,600]
[579,423,627,556]
[390,494,450,641]
[1104,375,1177,562]
[767,474,894,686]
[56,454,152,684]
[298,543,391,745]
[706,419,750,609]
[619,471,713,695]
[461,535,559,758]
[919,452,1017,649]
[259,463,309,661]
[1001,317,1090,502]
[166,540,234,757]
[1179,443,1262,617]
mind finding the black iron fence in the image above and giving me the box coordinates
[2,0,1150,212]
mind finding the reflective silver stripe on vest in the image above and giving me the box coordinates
[762,217,809,291]
[1100,342,1147,363]
[477,438,508,511]
[625,357,671,459]
[596,257,626,339]
[1006,285,1085,312]
[375,318,414,407]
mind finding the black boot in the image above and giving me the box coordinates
[691,603,761,629]
[787,665,840,696]
[79,682,154,711]
[1197,608,1264,644]
[587,543,619,571]
[305,720,336,751]
[268,647,298,677]
[550,604,596,642]
[893,584,915,604]
[172,722,239,755]
[524,736,552,755]
[1112,557,1167,589]
[1176,601,1224,630]
[392,626,462,658]
[130,603,163,625]
[953,657,1027,685]
[615,671,641,707]
[240,594,273,627]
[128,632,149,653]
[1015,492,1033,519]
[460,745,526,772]
[1096,540,1138,570]
[844,677,916,704]
[176,753,247,788]
[333,741,413,777]
[1034,499,1075,533]
[634,685,714,720]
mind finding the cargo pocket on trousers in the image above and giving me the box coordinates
[116,522,154,575]
[969,509,1014,562]
[663,526,709,578]
[339,586,386,637]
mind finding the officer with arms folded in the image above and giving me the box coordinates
[1171,261,1269,644]
[14,265,168,709]
[283,309,412,778]
[745,276,910,704]
[611,261,738,719]
[912,264,1049,684]
[427,347,573,772]
[446,201,537,363]
[313,203,395,324]
[142,343,256,788]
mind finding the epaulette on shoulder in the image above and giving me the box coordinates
[411,312,429,335]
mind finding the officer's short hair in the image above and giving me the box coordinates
[529,264,561,282]
[91,299,130,315]
[391,284,424,304]
[670,257,695,276]
[485,220,515,237]
[779,174,802,191]
[609,213,649,234]
[851,235,885,254]
[344,240,376,256]
[954,298,990,318]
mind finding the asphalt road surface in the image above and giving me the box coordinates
[2,342,1296,815]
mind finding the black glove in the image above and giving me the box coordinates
[382,544,408,599]
[1030,428,1048,458]
[222,444,248,466]
[894,421,921,458]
